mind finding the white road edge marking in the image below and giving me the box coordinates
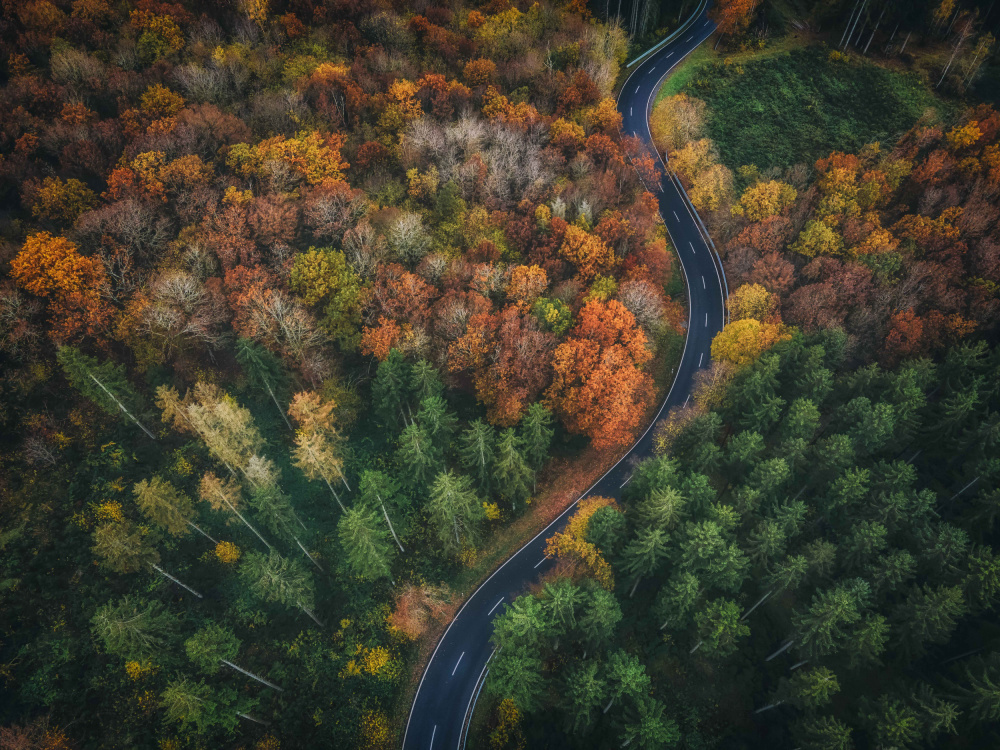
[534,557,547,569]
[452,652,465,677]
[488,597,505,616]
[430,725,437,749]
[699,353,704,367]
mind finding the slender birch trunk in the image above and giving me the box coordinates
[88,373,157,440]
[150,564,202,598]
[221,659,283,691]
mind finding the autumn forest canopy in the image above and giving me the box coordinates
[0,0,998,748]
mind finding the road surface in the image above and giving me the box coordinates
[402,9,726,749]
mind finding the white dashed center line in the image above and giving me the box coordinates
[699,353,704,367]
[702,276,706,288]
[704,313,708,327]
[534,557,547,569]
[488,597,505,616]
[451,652,465,676]
[689,241,696,254]
[683,394,691,407]
[673,211,680,221]
[430,725,437,749]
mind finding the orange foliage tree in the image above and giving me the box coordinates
[545,299,654,449]
[10,232,110,341]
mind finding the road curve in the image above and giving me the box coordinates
[401,11,726,750]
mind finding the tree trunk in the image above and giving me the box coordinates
[603,696,615,714]
[222,660,283,691]
[765,639,795,661]
[265,382,293,431]
[863,8,884,53]
[689,639,703,654]
[741,589,774,621]
[842,0,868,49]
[187,521,218,545]
[88,373,157,440]
[754,700,785,714]
[379,497,405,552]
[938,23,971,88]
[839,0,862,48]
[237,713,269,725]
[221,495,272,551]
[629,576,641,598]
[294,537,324,572]
[298,602,323,626]
[150,564,202,598]
[900,31,911,53]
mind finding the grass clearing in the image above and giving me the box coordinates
[658,41,949,172]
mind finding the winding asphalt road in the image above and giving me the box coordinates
[401,9,726,749]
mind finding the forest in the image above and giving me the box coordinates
[0,0,998,748]
[0,0,681,748]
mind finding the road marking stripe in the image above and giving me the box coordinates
[673,210,680,221]
[689,241,696,254]
[699,353,704,367]
[704,313,708,327]
[665,51,673,57]
[630,107,633,116]
[702,275,706,288]
[452,652,465,676]
[534,557,547,569]
[684,394,690,407]
[488,597,505,616]
[430,725,436,749]
[635,85,640,93]
[620,475,632,488]
[685,35,693,41]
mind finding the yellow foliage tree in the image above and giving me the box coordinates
[728,283,778,322]
[544,496,618,588]
[30,177,97,224]
[710,318,790,368]
[650,93,705,153]
[558,225,616,281]
[731,180,797,221]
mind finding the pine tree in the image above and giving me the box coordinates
[92,521,202,597]
[621,527,669,597]
[745,520,786,567]
[338,506,395,583]
[693,598,748,659]
[372,349,411,427]
[239,551,320,625]
[493,428,533,508]
[185,623,282,690]
[357,469,406,552]
[134,476,214,542]
[235,337,292,429]
[577,586,622,647]
[654,572,701,631]
[602,651,650,714]
[793,579,869,660]
[952,652,1000,722]
[458,419,497,490]
[791,715,852,750]
[486,645,546,712]
[542,579,583,646]
[409,359,443,402]
[892,584,966,658]
[560,659,606,734]
[416,395,458,445]
[160,677,242,735]
[783,667,840,710]
[619,697,680,749]
[520,403,554,470]
[91,596,178,660]
[634,487,686,532]
[57,346,155,439]
[426,471,484,554]
[199,472,272,550]
[395,422,443,488]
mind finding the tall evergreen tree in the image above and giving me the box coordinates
[426,471,484,554]
[57,346,155,438]
[338,506,395,583]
